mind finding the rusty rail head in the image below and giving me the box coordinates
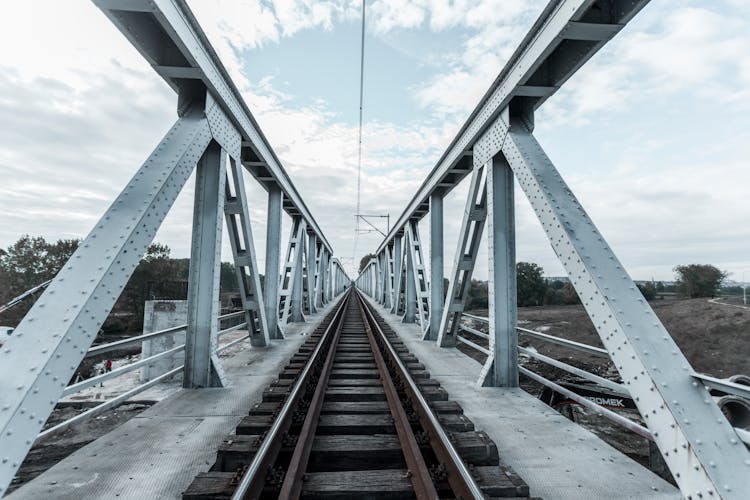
[277,295,348,499]
[355,294,439,499]
[356,290,485,499]
[230,292,351,500]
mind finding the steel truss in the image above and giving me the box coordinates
[280,217,307,327]
[406,221,430,332]
[354,0,750,496]
[0,0,351,492]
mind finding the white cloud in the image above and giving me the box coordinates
[0,0,748,283]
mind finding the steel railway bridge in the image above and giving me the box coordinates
[1,0,749,499]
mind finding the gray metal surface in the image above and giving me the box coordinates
[93,0,335,256]
[279,217,306,327]
[391,236,403,314]
[383,244,394,310]
[224,152,269,347]
[305,233,317,314]
[7,304,336,500]
[436,163,487,347]
[362,295,680,500]
[426,192,443,341]
[0,110,212,494]
[184,142,226,388]
[402,230,416,323]
[371,0,650,257]
[406,221,430,333]
[499,118,750,497]
[264,185,283,339]
[478,153,518,388]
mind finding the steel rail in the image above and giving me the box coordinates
[230,294,350,500]
[456,329,627,394]
[357,290,484,499]
[356,295,438,499]
[217,321,249,337]
[277,298,346,499]
[461,312,489,323]
[519,366,654,441]
[0,279,52,314]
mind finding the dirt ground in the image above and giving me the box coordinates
[465,297,749,377]
[458,297,750,480]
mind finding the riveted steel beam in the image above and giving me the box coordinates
[497,116,750,498]
[93,0,336,256]
[0,109,212,494]
[367,0,650,258]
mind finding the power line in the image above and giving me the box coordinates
[351,0,366,271]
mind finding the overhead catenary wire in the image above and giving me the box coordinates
[351,0,366,273]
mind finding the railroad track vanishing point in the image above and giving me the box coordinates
[184,288,533,499]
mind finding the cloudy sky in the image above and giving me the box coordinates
[1,0,749,283]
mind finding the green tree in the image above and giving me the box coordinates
[466,279,488,310]
[0,235,80,326]
[110,244,183,332]
[674,264,727,298]
[220,262,239,292]
[637,282,656,301]
[516,262,546,306]
[359,253,377,273]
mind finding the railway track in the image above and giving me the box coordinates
[184,289,533,499]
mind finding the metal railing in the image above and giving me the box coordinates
[39,313,249,440]
[457,312,750,446]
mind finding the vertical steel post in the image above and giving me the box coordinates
[383,244,393,309]
[264,185,282,339]
[290,222,306,322]
[478,154,517,387]
[184,142,227,388]
[402,231,417,323]
[391,235,403,314]
[314,242,324,309]
[306,232,317,314]
[322,251,330,303]
[426,191,444,341]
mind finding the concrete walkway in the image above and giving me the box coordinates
[362,294,680,500]
[9,301,337,500]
